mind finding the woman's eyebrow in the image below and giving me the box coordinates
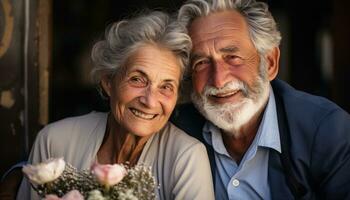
[130,69,148,78]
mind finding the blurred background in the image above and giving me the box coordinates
[0,0,349,177]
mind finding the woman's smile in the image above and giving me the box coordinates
[129,108,158,120]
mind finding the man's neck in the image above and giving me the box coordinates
[221,106,265,164]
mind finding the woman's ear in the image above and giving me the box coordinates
[101,75,112,97]
[265,47,280,81]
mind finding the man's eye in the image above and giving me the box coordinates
[192,60,210,72]
[225,55,243,65]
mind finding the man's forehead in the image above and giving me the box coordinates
[189,11,250,46]
[189,10,247,32]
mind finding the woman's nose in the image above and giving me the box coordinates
[139,87,157,108]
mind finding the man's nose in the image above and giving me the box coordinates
[139,87,157,108]
[211,60,232,88]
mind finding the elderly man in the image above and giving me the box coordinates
[171,0,350,199]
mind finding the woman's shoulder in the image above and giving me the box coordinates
[155,122,214,200]
[30,112,108,163]
[43,112,107,135]
[35,112,107,147]
[163,122,202,143]
[159,122,207,155]
[47,111,106,128]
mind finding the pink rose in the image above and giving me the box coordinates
[44,190,84,200]
[91,163,127,186]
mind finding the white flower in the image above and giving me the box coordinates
[118,189,138,200]
[87,190,106,200]
[22,157,66,185]
[91,163,127,186]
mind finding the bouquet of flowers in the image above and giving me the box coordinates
[22,158,157,200]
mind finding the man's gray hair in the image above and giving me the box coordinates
[91,11,192,88]
[178,0,281,54]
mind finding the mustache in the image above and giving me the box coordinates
[203,80,250,97]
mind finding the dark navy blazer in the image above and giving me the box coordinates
[171,79,350,200]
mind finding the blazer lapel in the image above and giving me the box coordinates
[270,81,307,199]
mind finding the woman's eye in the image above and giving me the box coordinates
[160,84,175,95]
[129,76,147,87]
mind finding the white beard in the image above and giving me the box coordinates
[191,58,270,137]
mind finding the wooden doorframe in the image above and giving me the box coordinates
[0,0,51,176]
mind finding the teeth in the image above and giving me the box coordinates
[130,108,156,120]
[212,90,238,98]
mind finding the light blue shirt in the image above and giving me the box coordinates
[203,87,281,200]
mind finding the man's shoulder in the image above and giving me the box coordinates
[271,79,345,117]
[272,79,350,145]
[271,80,350,199]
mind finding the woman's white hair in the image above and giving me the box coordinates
[178,0,281,54]
[91,11,192,95]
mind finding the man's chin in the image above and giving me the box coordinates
[205,110,242,132]
[192,92,262,134]
[204,98,260,132]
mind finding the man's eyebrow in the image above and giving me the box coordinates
[190,46,239,62]
[220,46,239,53]
[190,53,206,62]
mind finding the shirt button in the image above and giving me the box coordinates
[232,179,240,187]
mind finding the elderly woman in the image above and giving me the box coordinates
[16,11,214,200]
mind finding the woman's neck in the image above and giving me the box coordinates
[97,114,150,166]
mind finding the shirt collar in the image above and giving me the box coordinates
[203,122,230,156]
[202,84,281,154]
[258,85,281,153]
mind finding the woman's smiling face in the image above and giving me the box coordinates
[102,44,181,137]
